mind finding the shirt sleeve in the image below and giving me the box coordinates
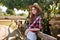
[39,18,42,29]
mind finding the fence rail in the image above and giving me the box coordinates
[38,32,57,40]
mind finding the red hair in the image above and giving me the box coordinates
[29,5,42,23]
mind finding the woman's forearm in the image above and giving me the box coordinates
[30,28,40,31]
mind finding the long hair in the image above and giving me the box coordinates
[29,4,43,23]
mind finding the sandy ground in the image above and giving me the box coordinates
[0,25,13,40]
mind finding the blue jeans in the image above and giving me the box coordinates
[26,38,30,40]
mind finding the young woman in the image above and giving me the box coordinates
[25,3,42,40]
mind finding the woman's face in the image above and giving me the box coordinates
[31,7,37,15]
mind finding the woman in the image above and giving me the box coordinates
[25,3,42,40]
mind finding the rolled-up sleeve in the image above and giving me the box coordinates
[39,18,42,29]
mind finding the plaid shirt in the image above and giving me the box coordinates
[30,16,42,29]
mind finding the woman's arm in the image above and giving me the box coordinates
[29,16,42,32]
[30,28,40,31]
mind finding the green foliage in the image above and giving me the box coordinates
[4,13,9,16]
[6,9,16,15]
[0,0,59,17]
[0,8,4,16]
[0,0,36,9]
[48,2,60,19]
[0,0,58,9]
[19,13,28,17]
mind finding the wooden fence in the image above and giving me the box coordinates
[38,32,57,40]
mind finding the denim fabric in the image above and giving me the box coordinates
[26,38,30,40]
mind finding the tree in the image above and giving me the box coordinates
[0,0,37,9]
[0,0,58,9]
[18,13,28,17]
[0,0,59,11]
[0,0,59,17]
[0,8,4,16]
[6,9,16,15]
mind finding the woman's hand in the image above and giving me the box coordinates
[25,29,30,36]
[30,28,40,32]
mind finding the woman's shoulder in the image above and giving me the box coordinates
[37,16,42,19]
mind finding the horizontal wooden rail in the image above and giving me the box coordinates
[38,32,57,40]
[0,16,26,20]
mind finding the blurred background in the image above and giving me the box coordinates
[0,0,60,40]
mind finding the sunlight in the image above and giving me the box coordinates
[0,6,7,12]
[0,6,29,15]
[14,8,29,15]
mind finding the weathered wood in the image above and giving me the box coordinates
[49,14,60,39]
[0,16,26,20]
[38,32,57,40]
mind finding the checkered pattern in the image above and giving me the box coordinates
[30,16,42,29]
